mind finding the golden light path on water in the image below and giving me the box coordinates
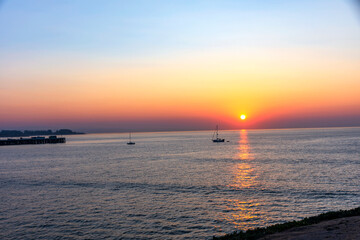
[231,130,255,188]
[222,130,262,230]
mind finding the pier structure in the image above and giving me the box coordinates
[0,136,66,146]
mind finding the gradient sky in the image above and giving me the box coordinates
[1,0,359,132]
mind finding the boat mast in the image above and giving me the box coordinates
[216,125,219,139]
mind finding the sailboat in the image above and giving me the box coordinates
[127,132,135,145]
[212,125,225,142]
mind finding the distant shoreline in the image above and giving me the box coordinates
[1,126,359,136]
[0,129,84,138]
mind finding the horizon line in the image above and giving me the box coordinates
[63,125,360,135]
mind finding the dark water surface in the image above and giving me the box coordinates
[1,128,359,239]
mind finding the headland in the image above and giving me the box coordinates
[214,207,360,240]
[0,129,83,138]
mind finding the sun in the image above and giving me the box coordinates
[240,114,246,120]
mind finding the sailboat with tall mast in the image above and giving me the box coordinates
[212,125,225,142]
[127,132,135,145]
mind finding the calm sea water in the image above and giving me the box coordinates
[0,128,359,239]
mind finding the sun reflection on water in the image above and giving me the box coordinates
[229,130,256,189]
[221,130,261,230]
[221,199,261,230]
[238,130,253,161]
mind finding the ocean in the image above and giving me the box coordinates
[0,128,359,239]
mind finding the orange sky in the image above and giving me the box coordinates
[2,47,359,131]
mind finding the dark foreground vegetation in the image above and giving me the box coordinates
[0,129,84,137]
[214,207,360,240]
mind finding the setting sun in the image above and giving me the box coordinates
[240,114,246,120]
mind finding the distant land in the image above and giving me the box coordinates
[0,129,84,138]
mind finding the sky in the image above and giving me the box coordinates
[0,0,359,132]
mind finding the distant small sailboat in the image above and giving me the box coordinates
[127,132,135,145]
[212,125,225,142]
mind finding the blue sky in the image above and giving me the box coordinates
[1,0,359,58]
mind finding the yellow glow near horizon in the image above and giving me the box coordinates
[2,46,360,129]
[240,115,246,120]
